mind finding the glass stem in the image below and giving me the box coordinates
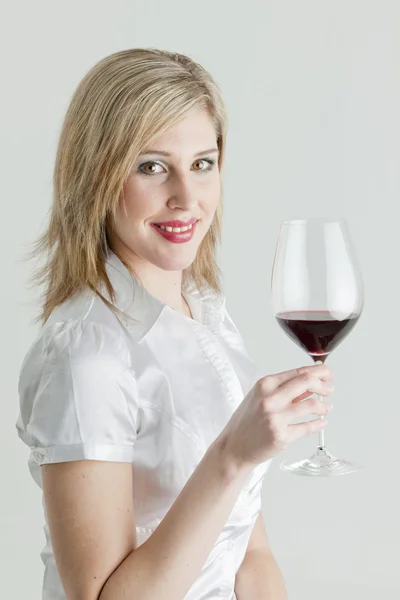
[317,393,326,450]
[314,360,327,451]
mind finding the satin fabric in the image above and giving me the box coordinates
[16,249,272,600]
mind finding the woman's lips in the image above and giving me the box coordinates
[153,217,198,228]
[150,221,198,244]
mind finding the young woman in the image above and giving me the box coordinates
[16,48,333,600]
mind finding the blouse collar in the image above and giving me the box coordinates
[104,249,226,342]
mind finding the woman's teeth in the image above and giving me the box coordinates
[158,223,194,233]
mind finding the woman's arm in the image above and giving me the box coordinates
[99,436,253,600]
[234,513,287,600]
[234,547,288,600]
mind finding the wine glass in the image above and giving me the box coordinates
[271,218,364,476]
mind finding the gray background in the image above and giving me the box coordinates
[3,1,399,598]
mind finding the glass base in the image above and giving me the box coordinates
[280,447,362,477]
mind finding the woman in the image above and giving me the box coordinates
[16,48,333,600]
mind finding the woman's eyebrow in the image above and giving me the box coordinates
[139,148,219,157]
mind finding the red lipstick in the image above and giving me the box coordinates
[150,218,198,244]
[153,217,198,228]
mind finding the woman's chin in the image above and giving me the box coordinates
[153,252,197,272]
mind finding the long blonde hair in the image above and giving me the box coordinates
[24,48,229,326]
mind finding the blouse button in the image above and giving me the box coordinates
[33,450,45,463]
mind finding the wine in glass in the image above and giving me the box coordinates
[271,218,364,476]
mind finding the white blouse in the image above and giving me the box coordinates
[16,249,272,600]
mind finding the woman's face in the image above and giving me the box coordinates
[108,107,221,274]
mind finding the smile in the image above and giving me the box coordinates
[155,223,194,233]
[151,220,198,244]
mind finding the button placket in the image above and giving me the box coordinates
[187,319,245,412]
[184,315,258,499]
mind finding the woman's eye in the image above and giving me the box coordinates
[193,158,215,171]
[139,162,164,175]
[138,158,216,176]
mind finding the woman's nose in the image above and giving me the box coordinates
[167,173,199,210]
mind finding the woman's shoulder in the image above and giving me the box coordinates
[22,290,130,377]
[44,285,127,334]
[46,287,118,329]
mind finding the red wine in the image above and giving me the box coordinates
[275,310,360,362]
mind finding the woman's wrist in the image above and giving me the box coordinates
[210,433,253,485]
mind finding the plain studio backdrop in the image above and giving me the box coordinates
[2,1,399,598]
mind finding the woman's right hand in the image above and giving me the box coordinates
[218,363,334,470]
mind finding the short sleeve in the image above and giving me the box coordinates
[16,319,139,466]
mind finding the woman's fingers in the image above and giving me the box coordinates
[290,390,315,404]
[285,395,333,422]
[260,370,334,413]
[263,363,333,396]
[286,417,328,444]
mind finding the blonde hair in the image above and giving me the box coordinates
[24,48,228,326]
